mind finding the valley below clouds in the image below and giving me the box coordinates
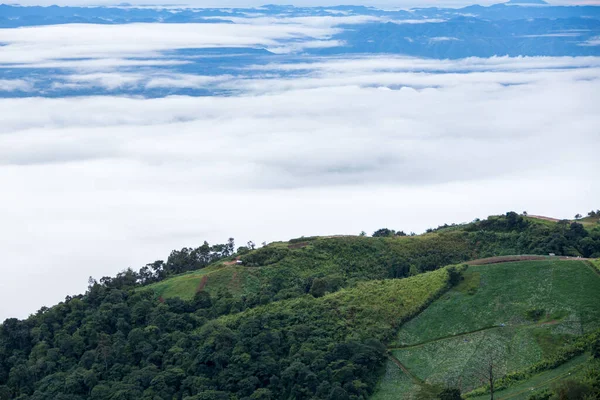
[0,4,599,319]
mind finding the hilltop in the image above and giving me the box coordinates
[0,211,599,399]
[505,0,549,5]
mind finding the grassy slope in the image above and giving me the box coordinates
[590,258,600,274]
[579,215,600,228]
[373,260,600,398]
[145,233,473,301]
[143,214,596,303]
[146,263,262,300]
[526,214,600,230]
[219,266,455,342]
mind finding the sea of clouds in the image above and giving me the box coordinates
[0,14,599,320]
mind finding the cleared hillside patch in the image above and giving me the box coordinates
[393,260,600,347]
[377,260,600,397]
[220,266,457,342]
[145,264,261,300]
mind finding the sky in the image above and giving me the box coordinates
[6,0,600,7]
[0,13,599,320]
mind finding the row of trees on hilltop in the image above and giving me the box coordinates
[97,239,238,290]
[575,209,600,219]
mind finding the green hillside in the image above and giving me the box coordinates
[1,211,599,400]
[144,233,474,303]
[373,259,600,399]
[144,211,600,306]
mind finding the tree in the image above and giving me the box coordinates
[236,246,250,256]
[575,214,582,220]
[309,278,328,298]
[225,238,235,256]
[372,228,395,237]
[0,386,10,400]
[475,353,502,400]
[591,337,600,359]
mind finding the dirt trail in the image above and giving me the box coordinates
[584,260,600,277]
[528,215,561,222]
[386,353,423,384]
[388,325,502,351]
[465,255,588,266]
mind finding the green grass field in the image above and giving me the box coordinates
[145,263,262,300]
[374,260,600,398]
[394,260,600,347]
[372,359,420,400]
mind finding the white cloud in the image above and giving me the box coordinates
[520,33,583,37]
[0,22,340,66]
[5,58,191,70]
[0,56,599,320]
[8,0,600,8]
[208,15,383,27]
[580,36,600,46]
[47,71,231,90]
[248,55,600,73]
[429,36,461,42]
[0,79,33,91]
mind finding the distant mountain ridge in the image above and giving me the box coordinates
[506,0,549,5]
[0,2,599,98]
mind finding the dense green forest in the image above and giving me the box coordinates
[1,212,599,400]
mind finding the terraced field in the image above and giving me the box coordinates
[373,260,600,399]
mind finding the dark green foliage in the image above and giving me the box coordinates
[463,212,600,258]
[0,281,388,400]
[416,384,462,400]
[552,379,593,399]
[240,246,290,266]
[100,239,236,289]
[526,308,545,321]
[438,388,462,400]
[372,228,395,237]
[308,276,342,298]
[527,389,552,400]
[592,338,600,359]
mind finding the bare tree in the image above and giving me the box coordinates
[485,356,495,400]
[470,341,506,400]
[475,352,501,400]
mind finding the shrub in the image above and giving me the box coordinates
[526,308,545,321]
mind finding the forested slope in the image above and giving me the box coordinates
[1,211,599,400]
